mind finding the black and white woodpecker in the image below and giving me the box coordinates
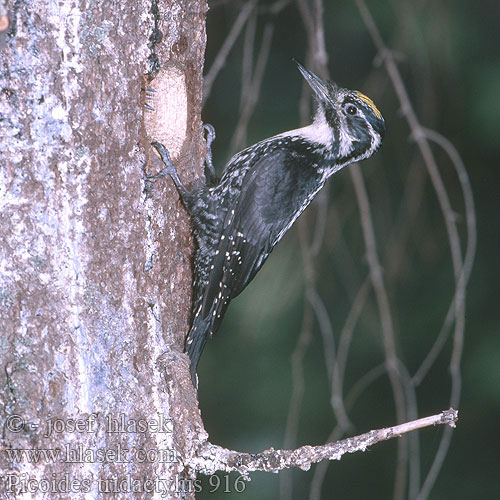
[151,61,386,385]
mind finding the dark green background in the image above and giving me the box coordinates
[196,1,499,498]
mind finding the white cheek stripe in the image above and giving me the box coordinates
[338,126,355,158]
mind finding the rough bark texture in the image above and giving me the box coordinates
[0,0,207,498]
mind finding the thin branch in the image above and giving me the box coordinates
[350,162,409,500]
[313,0,328,69]
[384,155,427,283]
[280,2,329,493]
[356,0,464,278]
[295,0,315,55]
[354,3,476,498]
[413,129,476,500]
[280,217,315,500]
[258,0,292,15]
[412,127,476,386]
[194,409,458,477]
[240,7,257,113]
[283,291,314,452]
[229,21,275,154]
[326,206,363,299]
[309,188,329,256]
[307,288,335,379]
[308,362,388,500]
[203,0,257,102]
[330,276,372,432]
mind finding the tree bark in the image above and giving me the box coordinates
[1,0,207,498]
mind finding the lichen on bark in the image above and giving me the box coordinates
[1,1,208,498]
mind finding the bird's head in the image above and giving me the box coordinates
[295,60,386,168]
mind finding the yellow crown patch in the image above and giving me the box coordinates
[355,91,382,120]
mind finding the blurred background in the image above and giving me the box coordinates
[196,0,499,498]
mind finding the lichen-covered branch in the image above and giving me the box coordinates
[191,409,458,478]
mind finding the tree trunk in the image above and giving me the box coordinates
[0,1,207,498]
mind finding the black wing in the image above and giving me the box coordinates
[185,146,321,382]
[202,147,319,334]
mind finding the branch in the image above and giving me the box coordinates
[350,162,410,500]
[203,0,257,102]
[354,2,476,497]
[193,409,458,478]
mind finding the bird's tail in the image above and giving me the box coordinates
[185,314,211,386]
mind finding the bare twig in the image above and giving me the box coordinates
[240,7,257,113]
[412,127,476,386]
[258,0,292,15]
[355,2,476,498]
[281,4,330,495]
[350,162,410,500]
[193,409,458,477]
[281,217,315,500]
[384,156,427,282]
[295,0,328,72]
[309,188,330,256]
[295,1,413,498]
[229,21,275,154]
[201,3,473,500]
[331,276,372,431]
[203,0,257,102]
[413,131,476,500]
[309,362,387,500]
[283,290,314,452]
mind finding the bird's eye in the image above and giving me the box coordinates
[345,104,358,115]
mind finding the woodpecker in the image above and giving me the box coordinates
[151,61,385,385]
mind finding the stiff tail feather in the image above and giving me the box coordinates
[185,314,211,386]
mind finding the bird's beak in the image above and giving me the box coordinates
[294,60,332,103]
